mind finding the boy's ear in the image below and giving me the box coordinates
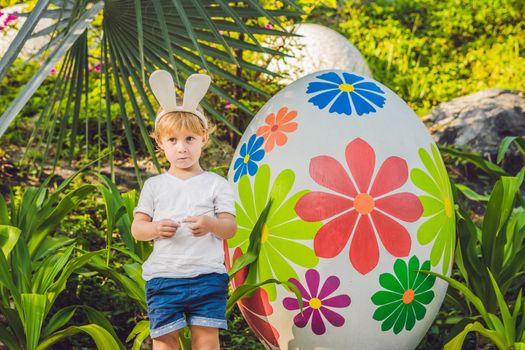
[156,137,165,150]
[202,134,209,146]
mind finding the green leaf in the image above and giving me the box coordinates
[487,270,515,343]
[88,257,146,310]
[0,247,18,299]
[1,308,25,348]
[497,136,519,164]
[422,271,489,323]
[42,306,77,338]
[28,184,97,256]
[482,176,519,272]
[123,263,145,291]
[134,0,145,82]
[127,320,150,350]
[455,183,490,202]
[126,319,149,342]
[33,235,75,262]
[81,306,125,349]
[228,199,273,280]
[226,278,302,316]
[0,193,11,225]
[439,144,508,177]
[37,324,121,350]
[32,244,75,294]
[444,321,507,350]
[20,293,47,350]
[0,225,21,257]
[46,250,106,313]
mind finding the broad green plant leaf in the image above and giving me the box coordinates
[228,199,273,279]
[37,324,120,350]
[0,225,21,257]
[497,136,525,164]
[45,249,106,313]
[455,183,490,202]
[444,321,507,350]
[32,243,76,294]
[488,270,515,344]
[82,305,125,349]
[482,176,519,273]
[20,293,47,350]
[28,184,97,256]
[0,193,11,225]
[126,319,149,345]
[439,144,508,177]
[41,305,77,338]
[226,278,302,315]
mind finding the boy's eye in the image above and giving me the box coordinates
[168,138,176,142]
[186,136,195,142]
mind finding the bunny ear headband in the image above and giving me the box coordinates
[149,70,211,130]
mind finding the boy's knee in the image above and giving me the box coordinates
[191,326,219,350]
[153,331,180,350]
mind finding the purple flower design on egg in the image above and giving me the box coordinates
[283,269,351,335]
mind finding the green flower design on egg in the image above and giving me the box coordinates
[371,256,436,334]
[410,144,456,274]
[228,164,321,301]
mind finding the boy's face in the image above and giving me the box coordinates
[157,128,208,171]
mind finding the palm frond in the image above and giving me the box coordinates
[1,0,302,182]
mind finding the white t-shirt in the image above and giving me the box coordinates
[133,171,236,280]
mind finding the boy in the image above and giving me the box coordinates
[131,71,236,350]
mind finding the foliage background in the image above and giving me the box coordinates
[0,0,524,349]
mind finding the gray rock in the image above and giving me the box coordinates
[423,89,525,157]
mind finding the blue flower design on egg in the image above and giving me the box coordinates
[233,134,265,182]
[306,72,386,116]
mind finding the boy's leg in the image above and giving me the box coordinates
[190,325,219,350]
[152,330,180,350]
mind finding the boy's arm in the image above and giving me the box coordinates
[131,212,179,241]
[184,213,237,240]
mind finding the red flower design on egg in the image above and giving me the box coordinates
[295,138,423,275]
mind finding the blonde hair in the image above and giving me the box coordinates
[151,95,215,142]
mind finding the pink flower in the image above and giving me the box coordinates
[265,23,272,29]
[50,68,57,76]
[5,14,17,24]
[88,63,93,72]
[225,101,232,109]
[94,63,101,72]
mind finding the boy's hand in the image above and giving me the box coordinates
[155,219,179,239]
[183,215,215,237]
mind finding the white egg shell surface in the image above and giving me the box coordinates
[226,70,455,350]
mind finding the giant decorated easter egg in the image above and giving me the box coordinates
[226,70,455,350]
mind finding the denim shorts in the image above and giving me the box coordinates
[146,272,229,338]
